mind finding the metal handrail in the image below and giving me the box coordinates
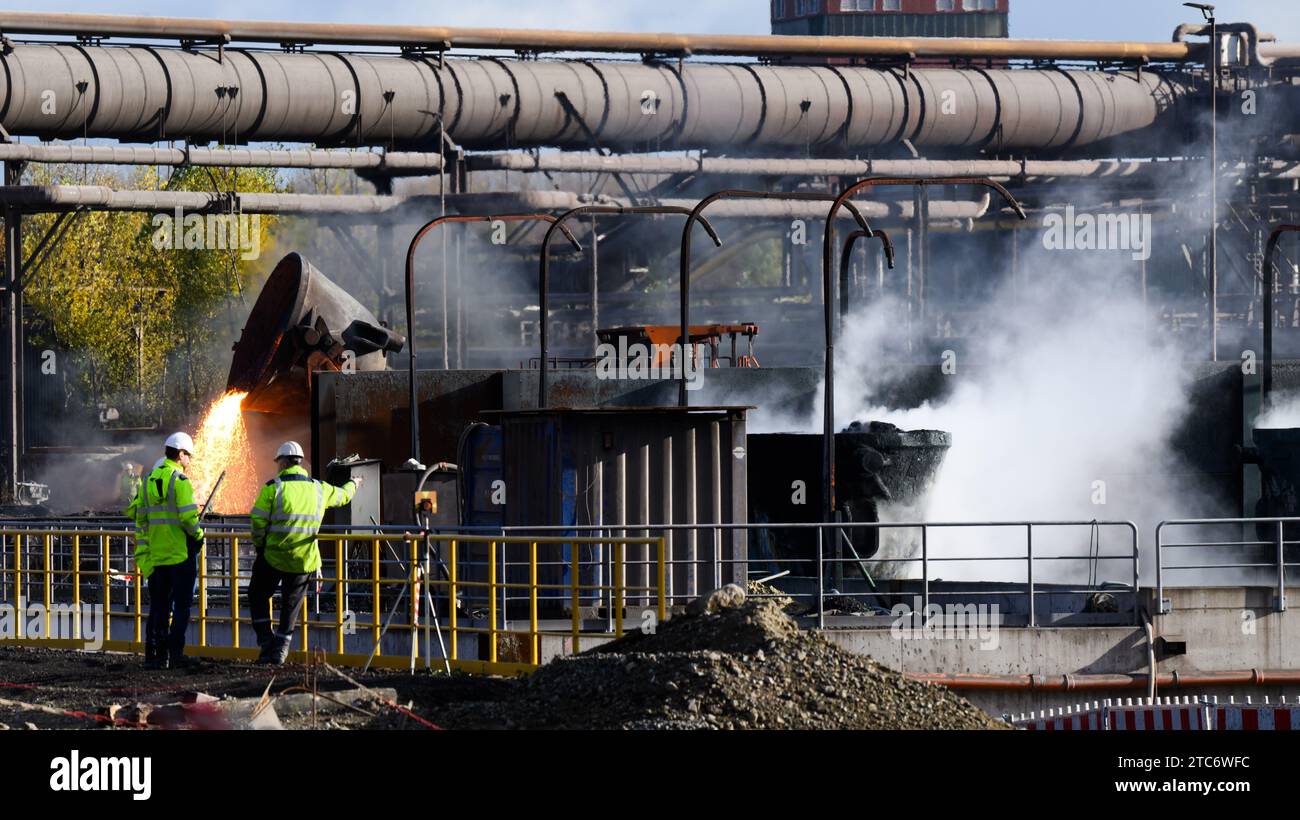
[0,529,667,675]
[441,519,1140,628]
[1155,517,1297,615]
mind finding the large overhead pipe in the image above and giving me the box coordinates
[15,11,1300,61]
[820,178,1027,527]
[1262,225,1300,407]
[0,44,1195,153]
[0,143,444,170]
[0,186,587,215]
[0,184,999,220]
[405,213,581,467]
[537,205,722,409]
[4,144,1273,184]
[473,154,1176,180]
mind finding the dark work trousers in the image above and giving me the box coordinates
[248,554,313,643]
[147,555,197,657]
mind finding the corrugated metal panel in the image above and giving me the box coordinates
[777,13,1008,38]
[23,334,69,449]
[494,407,748,606]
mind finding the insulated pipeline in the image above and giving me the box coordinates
[0,44,1195,152]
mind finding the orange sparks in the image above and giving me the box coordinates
[189,390,259,514]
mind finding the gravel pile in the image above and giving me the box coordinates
[0,588,1004,731]
[442,590,1004,730]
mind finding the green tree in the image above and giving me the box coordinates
[19,162,284,425]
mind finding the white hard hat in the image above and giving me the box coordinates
[165,432,195,454]
[276,441,305,460]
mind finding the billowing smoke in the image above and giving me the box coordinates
[1256,393,1300,429]
[804,248,1216,582]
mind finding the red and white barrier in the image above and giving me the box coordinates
[1010,696,1299,731]
[1215,700,1300,731]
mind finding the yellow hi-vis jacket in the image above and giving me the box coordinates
[143,458,205,568]
[249,466,356,574]
[123,477,153,580]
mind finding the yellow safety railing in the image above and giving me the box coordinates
[0,528,667,677]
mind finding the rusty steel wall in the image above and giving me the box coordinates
[1,44,1194,152]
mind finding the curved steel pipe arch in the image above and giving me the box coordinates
[678,190,876,407]
[537,205,723,409]
[820,177,1027,522]
[405,213,581,466]
[839,228,897,320]
[1263,225,1300,406]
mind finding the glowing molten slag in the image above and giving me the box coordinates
[189,391,259,514]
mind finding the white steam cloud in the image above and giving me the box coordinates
[802,259,1214,583]
[1256,393,1300,429]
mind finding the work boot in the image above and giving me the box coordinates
[263,635,292,667]
[144,636,166,670]
[254,623,277,664]
[168,647,195,671]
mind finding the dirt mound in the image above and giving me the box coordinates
[592,595,798,656]
[444,599,1004,730]
[0,599,1004,731]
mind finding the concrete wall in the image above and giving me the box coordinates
[813,585,1300,718]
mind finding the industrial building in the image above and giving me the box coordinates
[0,6,1298,728]
[771,0,1010,39]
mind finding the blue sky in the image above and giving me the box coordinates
[9,0,1300,42]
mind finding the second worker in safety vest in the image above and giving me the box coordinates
[142,433,205,670]
[248,441,359,665]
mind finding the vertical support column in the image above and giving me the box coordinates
[709,420,721,591]
[727,411,747,587]
[455,230,464,369]
[874,241,884,297]
[613,450,626,610]
[660,433,673,606]
[1139,205,1149,311]
[684,426,697,598]
[1009,222,1019,303]
[905,226,914,355]
[1209,15,1219,363]
[592,458,604,610]
[637,443,650,607]
[913,187,929,326]
[1,160,23,501]
[377,222,394,329]
[439,120,450,371]
[590,213,599,358]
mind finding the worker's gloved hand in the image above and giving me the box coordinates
[186,534,205,560]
